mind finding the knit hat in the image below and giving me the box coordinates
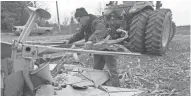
[74,7,88,18]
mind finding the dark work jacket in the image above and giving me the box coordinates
[68,14,107,44]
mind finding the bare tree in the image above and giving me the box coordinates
[69,11,78,24]
[62,17,69,26]
[70,11,75,17]
[97,2,104,15]
[70,17,75,25]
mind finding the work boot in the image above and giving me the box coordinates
[109,73,120,87]
[104,73,120,87]
[105,55,120,87]
[93,54,120,87]
[93,54,105,70]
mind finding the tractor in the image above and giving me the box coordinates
[102,1,176,55]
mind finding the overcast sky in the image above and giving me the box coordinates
[40,0,191,26]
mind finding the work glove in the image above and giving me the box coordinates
[62,40,70,44]
[116,28,123,32]
[116,28,128,38]
[84,41,93,50]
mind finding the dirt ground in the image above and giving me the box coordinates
[1,27,190,96]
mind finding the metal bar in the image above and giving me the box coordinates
[56,1,61,33]
[23,44,141,56]
[26,41,64,45]
[18,12,39,43]
[17,13,34,42]
[25,42,84,48]
[11,12,39,71]
[11,13,37,66]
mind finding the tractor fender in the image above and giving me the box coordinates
[129,1,154,14]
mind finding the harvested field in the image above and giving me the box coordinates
[1,26,190,96]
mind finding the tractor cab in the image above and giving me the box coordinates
[103,1,154,20]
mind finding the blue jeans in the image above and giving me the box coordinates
[93,54,120,87]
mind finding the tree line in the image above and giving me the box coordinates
[1,1,53,31]
[1,1,80,34]
[1,1,32,31]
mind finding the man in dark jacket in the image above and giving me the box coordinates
[63,7,120,87]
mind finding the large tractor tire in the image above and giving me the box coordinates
[125,9,153,53]
[145,9,172,55]
[170,21,176,41]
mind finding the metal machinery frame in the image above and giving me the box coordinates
[2,6,145,96]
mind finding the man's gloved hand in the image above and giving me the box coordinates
[62,40,70,44]
[84,41,93,50]
[116,28,124,33]
[116,28,128,38]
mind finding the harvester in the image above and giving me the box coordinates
[103,1,176,55]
